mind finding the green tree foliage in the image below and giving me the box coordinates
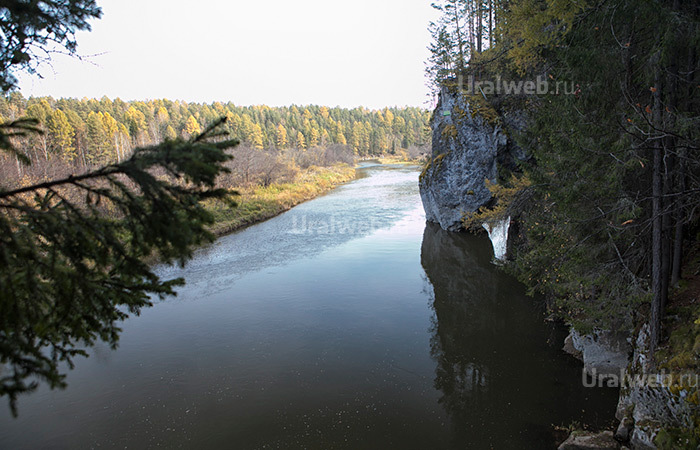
[510,1,699,343]
[85,111,107,163]
[0,1,102,91]
[0,1,242,417]
[427,0,504,87]
[0,118,238,415]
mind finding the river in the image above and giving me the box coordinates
[0,163,618,448]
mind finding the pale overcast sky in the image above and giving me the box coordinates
[17,0,437,109]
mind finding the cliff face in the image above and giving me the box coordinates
[419,88,527,231]
[421,88,698,450]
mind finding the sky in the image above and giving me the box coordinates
[17,0,438,110]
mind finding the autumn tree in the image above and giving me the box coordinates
[184,115,202,138]
[296,130,306,149]
[250,123,264,149]
[46,108,74,160]
[276,124,288,148]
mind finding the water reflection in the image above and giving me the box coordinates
[421,222,618,448]
[0,166,618,449]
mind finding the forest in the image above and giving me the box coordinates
[427,0,699,377]
[0,93,430,186]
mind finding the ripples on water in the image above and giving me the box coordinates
[0,164,618,449]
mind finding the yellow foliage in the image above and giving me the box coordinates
[463,175,532,230]
[441,124,458,139]
[463,94,500,126]
[420,152,448,182]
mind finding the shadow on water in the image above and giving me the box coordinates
[420,222,619,449]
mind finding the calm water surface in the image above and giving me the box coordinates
[0,164,618,448]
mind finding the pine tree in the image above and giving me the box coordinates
[85,111,107,163]
[0,1,102,91]
[0,6,239,417]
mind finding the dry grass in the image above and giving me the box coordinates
[205,164,356,236]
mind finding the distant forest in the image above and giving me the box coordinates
[0,94,431,178]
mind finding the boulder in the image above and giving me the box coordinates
[558,431,619,450]
[568,329,631,380]
[563,332,583,361]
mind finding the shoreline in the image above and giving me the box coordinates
[205,164,357,238]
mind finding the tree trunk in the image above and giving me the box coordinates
[467,1,475,58]
[488,0,493,48]
[661,205,671,313]
[667,17,683,288]
[671,152,685,287]
[452,0,467,73]
[650,53,664,351]
[477,0,483,53]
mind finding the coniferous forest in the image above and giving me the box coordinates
[424,1,700,444]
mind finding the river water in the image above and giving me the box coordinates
[0,164,618,448]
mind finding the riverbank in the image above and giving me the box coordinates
[375,155,428,165]
[205,164,356,236]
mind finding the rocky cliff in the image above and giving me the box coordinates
[419,87,527,231]
[419,87,699,449]
[614,325,700,449]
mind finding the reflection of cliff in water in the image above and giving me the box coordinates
[420,223,618,448]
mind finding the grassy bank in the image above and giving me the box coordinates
[206,164,356,236]
[375,155,428,165]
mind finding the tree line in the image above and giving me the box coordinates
[0,93,430,179]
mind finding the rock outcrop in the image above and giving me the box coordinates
[564,328,632,380]
[558,431,620,450]
[419,87,527,231]
[420,86,698,449]
[614,325,700,449]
